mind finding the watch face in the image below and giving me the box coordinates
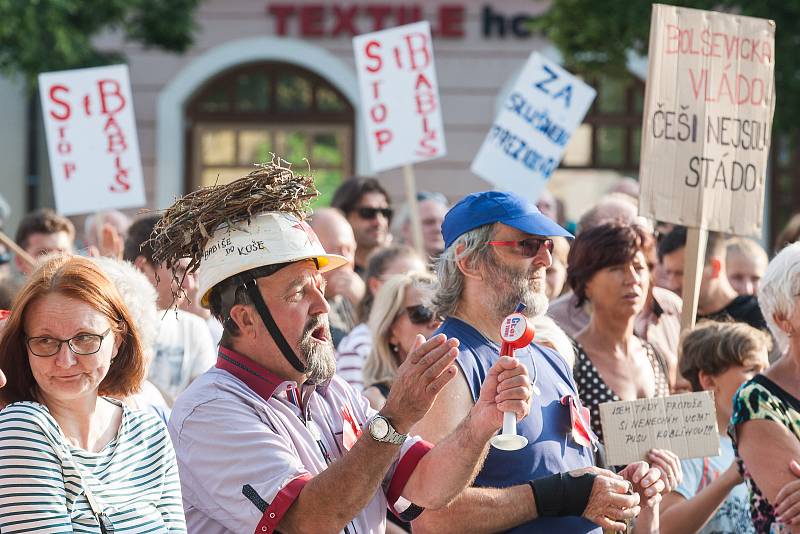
[371,417,390,440]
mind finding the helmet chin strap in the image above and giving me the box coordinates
[236,270,307,374]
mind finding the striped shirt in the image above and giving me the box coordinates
[335,322,372,390]
[0,399,186,533]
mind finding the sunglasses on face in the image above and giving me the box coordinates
[355,207,393,220]
[487,237,554,257]
[401,304,441,325]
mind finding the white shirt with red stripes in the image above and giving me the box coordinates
[169,346,431,534]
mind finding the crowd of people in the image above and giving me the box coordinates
[0,165,798,534]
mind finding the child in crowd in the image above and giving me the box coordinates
[659,320,771,534]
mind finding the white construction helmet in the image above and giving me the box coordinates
[197,211,347,308]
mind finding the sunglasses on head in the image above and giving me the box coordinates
[402,304,441,325]
[487,237,554,257]
[356,207,393,220]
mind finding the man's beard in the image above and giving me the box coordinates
[483,254,549,320]
[298,315,337,384]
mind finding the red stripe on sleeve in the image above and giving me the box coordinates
[386,440,434,505]
[254,473,312,534]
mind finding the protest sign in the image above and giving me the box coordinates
[471,53,595,204]
[599,391,720,467]
[39,65,146,216]
[353,21,446,173]
[638,4,775,237]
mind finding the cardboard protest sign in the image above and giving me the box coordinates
[39,65,146,216]
[599,391,720,467]
[471,53,595,204]
[353,21,446,173]
[639,4,775,237]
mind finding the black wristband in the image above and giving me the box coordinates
[529,472,596,517]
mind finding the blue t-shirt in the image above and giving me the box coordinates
[673,435,754,534]
[439,317,600,534]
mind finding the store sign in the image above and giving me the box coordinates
[353,21,446,172]
[39,65,145,216]
[471,52,595,203]
[638,4,775,237]
[267,4,537,39]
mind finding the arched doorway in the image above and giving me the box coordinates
[185,62,355,205]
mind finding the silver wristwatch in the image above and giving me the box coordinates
[368,414,407,445]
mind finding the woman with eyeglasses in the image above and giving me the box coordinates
[567,221,683,487]
[362,272,442,411]
[0,256,186,533]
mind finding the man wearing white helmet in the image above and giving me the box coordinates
[157,162,533,534]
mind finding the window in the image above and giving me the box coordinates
[561,74,645,173]
[186,63,354,207]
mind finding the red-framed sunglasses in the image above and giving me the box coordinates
[487,237,554,257]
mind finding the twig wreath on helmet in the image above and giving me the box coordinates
[146,154,319,304]
[146,154,347,374]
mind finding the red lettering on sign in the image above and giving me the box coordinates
[365,41,383,73]
[103,116,128,153]
[299,5,325,37]
[371,80,382,99]
[375,130,393,151]
[404,32,431,70]
[63,162,77,180]
[365,4,393,31]
[48,85,71,121]
[97,79,126,115]
[370,103,388,123]
[268,5,296,36]
[438,5,464,37]
[331,5,358,36]
[110,156,131,192]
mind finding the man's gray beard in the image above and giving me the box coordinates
[484,255,549,320]
[299,322,337,384]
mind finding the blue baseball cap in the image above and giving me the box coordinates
[442,191,573,249]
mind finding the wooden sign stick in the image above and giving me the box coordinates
[402,164,425,257]
[679,226,709,333]
[0,230,35,269]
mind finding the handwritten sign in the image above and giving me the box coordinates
[599,391,720,466]
[39,65,145,216]
[638,4,775,237]
[353,21,446,173]
[471,53,595,204]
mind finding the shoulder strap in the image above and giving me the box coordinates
[65,451,113,534]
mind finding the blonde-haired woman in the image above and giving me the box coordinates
[362,272,442,410]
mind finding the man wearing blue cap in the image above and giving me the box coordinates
[411,191,666,533]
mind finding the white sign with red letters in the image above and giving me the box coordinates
[39,65,145,216]
[353,21,446,173]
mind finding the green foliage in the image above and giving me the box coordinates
[0,0,200,88]
[537,0,796,132]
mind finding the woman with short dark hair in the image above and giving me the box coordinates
[0,255,186,532]
[567,221,681,485]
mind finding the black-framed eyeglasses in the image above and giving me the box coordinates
[26,328,112,357]
[401,305,442,325]
[487,237,554,257]
[355,207,393,220]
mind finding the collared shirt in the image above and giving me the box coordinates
[169,347,432,534]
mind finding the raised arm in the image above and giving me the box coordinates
[279,334,460,533]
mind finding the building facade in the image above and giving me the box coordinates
[1,0,788,244]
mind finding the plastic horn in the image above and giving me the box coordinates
[490,303,534,451]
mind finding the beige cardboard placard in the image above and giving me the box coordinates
[599,391,720,466]
[638,4,775,237]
